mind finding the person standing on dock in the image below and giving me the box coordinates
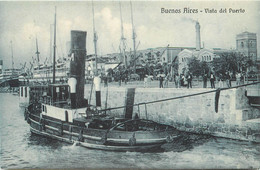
[226,72,231,88]
[104,75,108,87]
[187,72,192,88]
[144,75,148,88]
[175,73,180,88]
[164,74,169,88]
[210,72,215,88]
[203,73,208,88]
[159,75,164,88]
[218,73,224,88]
[240,73,244,85]
[236,72,241,85]
[180,74,185,87]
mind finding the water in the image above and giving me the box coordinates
[1,93,259,169]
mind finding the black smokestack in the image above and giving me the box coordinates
[70,30,87,108]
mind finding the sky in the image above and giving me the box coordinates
[0,1,260,69]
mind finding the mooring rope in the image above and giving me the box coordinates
[99,81,260,112]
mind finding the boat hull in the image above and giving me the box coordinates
[26,111,178,152]
[30,126,163,152]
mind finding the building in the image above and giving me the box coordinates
[236,31,257,61]
[97,22,258,77]
[177,48,237,74]
[85,55,106,77]
[85,54,121,77]
[177,23,258,74]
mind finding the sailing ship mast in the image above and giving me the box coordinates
[35,37,40,65]
[52,6,57,83]
[92,0,98,76]
[119,2,127,67]
[10,41,14,76]
[130,1,137,73]
[92,1,102,108]
[49,24,53,64]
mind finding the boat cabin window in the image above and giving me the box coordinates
[45,106,47,113]
[47,84,70,106]
[21,87,23,97]
[42,105,45,112]
[28,85,48,104]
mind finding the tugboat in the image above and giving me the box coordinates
[24,30,178,152]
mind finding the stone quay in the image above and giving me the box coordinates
[85,84,260,143]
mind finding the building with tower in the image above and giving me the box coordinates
[236,31,257,61]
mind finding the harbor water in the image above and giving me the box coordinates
[1,93,259,169]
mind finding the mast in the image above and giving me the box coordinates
[92,0,98,76]
[130,1,136,73]
[35,37,40,65]
[52,6,57,83]
[92,1,102,108]
[119,2,127,67]
[10,41,14,75]
[50,24,53,64]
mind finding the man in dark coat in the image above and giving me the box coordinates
[203,73,208,88]
[159,76,164,88]
[186,72,192,88]
[210,72,215,88]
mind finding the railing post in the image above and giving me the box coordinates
[145,103,148,119]
[138,104,140,117]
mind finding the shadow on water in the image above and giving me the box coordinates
[161,132,214,152]
[27,133,67,149]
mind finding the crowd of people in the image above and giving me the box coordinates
[100,70,246,89]
[171,71,245,89]
[154,71,245,89]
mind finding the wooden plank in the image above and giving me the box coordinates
[124,88,135,119]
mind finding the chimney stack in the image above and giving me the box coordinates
[69,30,87,108]
[195,21,201,51]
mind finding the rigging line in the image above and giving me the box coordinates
[99,81,260,112]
